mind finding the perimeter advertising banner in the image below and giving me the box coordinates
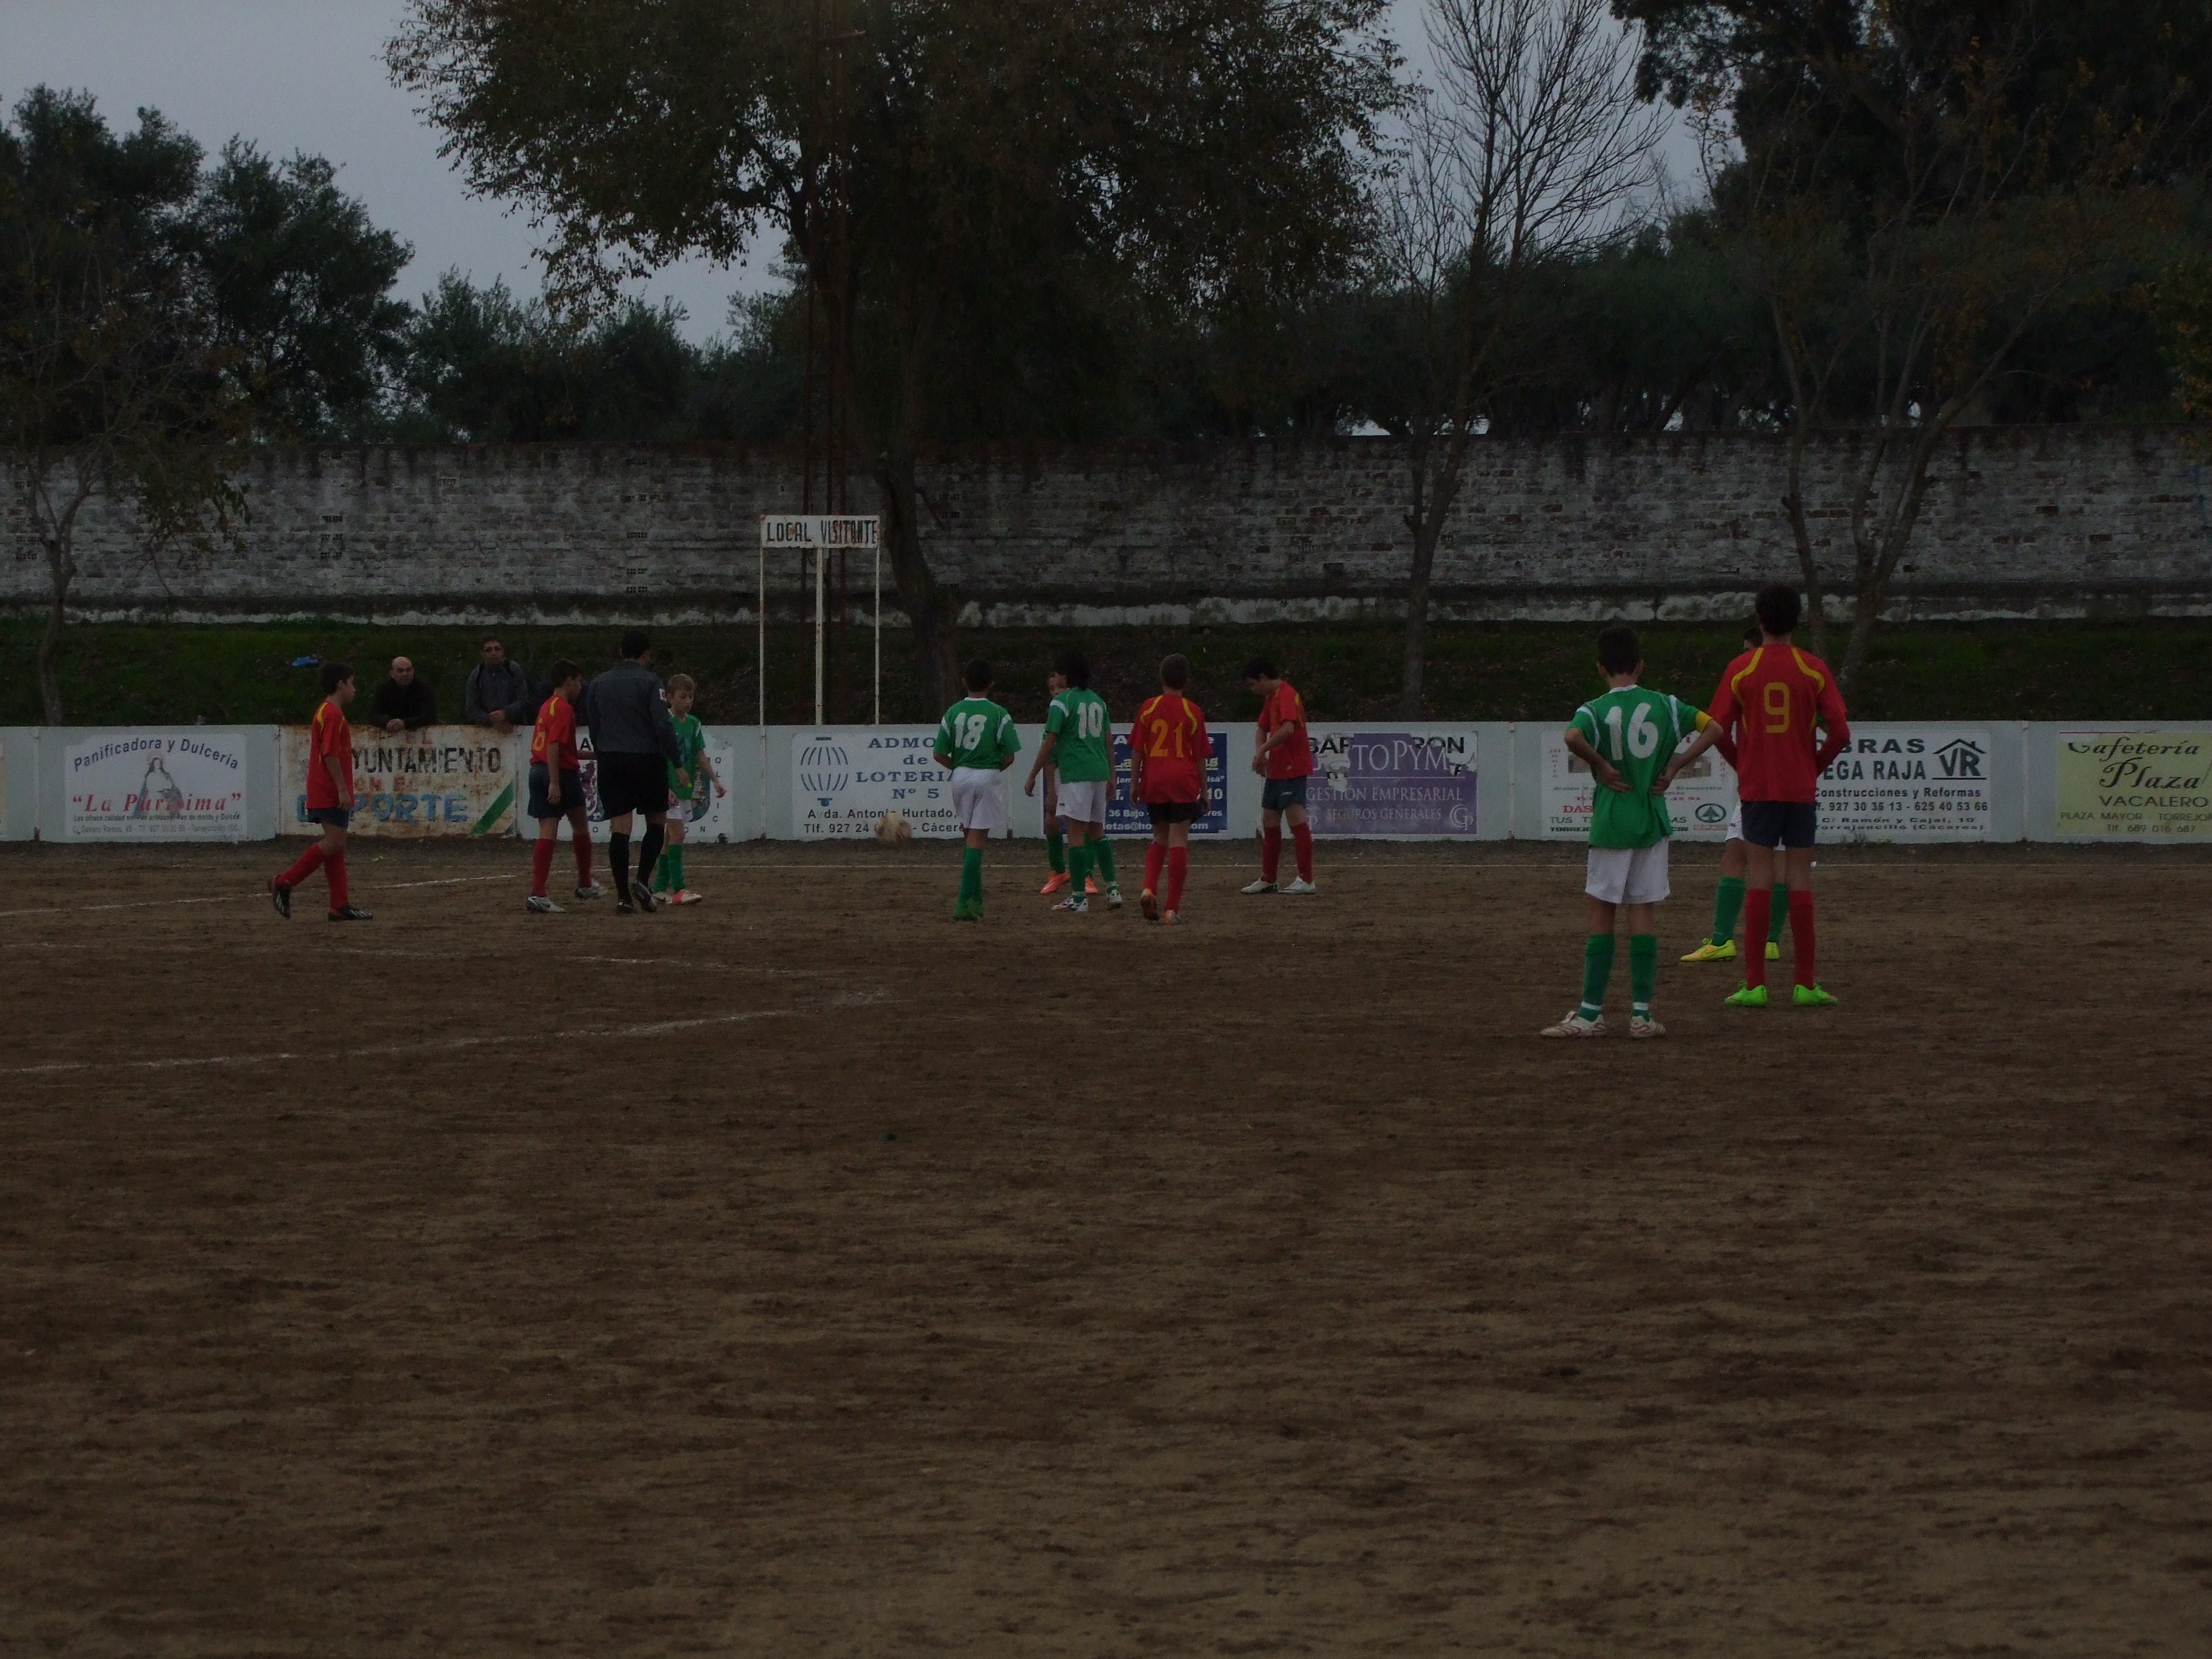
[2055,730,2212,839]
[1107,732,1229,837]
[1305,726,1479,837]
[1540,721,1995,842]
[66,731,251,841]
[791,727,960,839]
[540,727,745,843]
[281,724,522,838]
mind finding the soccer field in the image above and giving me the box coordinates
[3,839,2208,1654]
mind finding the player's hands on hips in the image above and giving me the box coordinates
[1653,763,1678,793]
[1593,757,1628,793]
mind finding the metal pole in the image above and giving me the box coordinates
[873,535,881,724]
[757,522,766,727]
[813,539,825,726]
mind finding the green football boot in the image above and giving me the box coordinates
[1791,983,1838,1007]
[1724,984,1770,1009]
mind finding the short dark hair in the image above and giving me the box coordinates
[1243,654,1278,681]
[1754,584,1802,637]
[620,628,650,659]
[548,658,581,687]
[1596,623,1641,676]
[1160,653,1190,690]
[964,658,994,692]
[1054,649,1089,688]
[320,661,353,695]
[480,632,502,647]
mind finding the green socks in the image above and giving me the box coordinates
[1068,842,1092,891]
[958,847,984,915]
[1710,876,1745,946]
[1767,884,1789,944]
[1629,934,1657,1015]
[1092,838,1117,887]
[1046,827,1065,874]
[1579,934,1616,1021]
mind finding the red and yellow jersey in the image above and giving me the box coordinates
[531,692,577,770]
[304,698,354,809]
[1259,681,1313,780]
[1131,692,1209,803]
[1707,643,1851,802]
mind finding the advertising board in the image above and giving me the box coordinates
[790,727,960,839]
[282,724,522,837]
[1304,726,1479,837]
[65,730,251,841]
[2055,730,2212,840]
[1106,732,1229,836]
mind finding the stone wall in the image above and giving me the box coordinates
[5,428,2207,625]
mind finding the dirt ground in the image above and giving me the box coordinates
[1,836,2208,1656]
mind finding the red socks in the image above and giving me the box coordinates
[1743,888,1772,988]
[570,832,592,884]
[1143,842,1166,894]
[532,837,557,897]
[1166,847,1188,912]
[324,850,349,910]
[278,843,326,889]
[1790,889,1817,987]
[1262,827,1282,882]
[1291,823,1314,881]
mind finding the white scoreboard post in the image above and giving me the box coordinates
[758,515,883,726]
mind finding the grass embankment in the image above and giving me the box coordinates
[2,618,2202,727]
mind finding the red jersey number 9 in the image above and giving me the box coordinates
[1763,681,1790,733]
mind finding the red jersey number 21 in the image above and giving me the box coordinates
[1763,681,1790,733]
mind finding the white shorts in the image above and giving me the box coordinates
[1055,778,1108,825]
[952,767,1007,831]
[1585,842,1670,905]
[666,799,695,825]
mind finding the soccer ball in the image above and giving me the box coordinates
[874,810,912,846]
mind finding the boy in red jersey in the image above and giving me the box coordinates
[1241,656,1318,896]
[1128,653,1209,925]
[1664,583,1850,1007]
[269,661,372,921]
[524,661,600,914]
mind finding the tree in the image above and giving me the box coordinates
[0,89,246,725]
[1372,0,1662,717]
[1625,0,2193,682]
[389,0,1399,704]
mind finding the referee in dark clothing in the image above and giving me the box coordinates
[580,630,681,912]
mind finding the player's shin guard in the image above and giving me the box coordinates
[609,831,631,900]
[1291,823,1314,881]
[1166,846,1188,912]
[1143,842,1165,895]
[635,823,665,893]
[1790,889,1817,987]
[1092,838,1117,887]
[1262,827,1282,882]
[570,831,592,885]
[666,844,684,891]
[1580,933,1615,1020]
[1743,889,1772,987]
[1045,827,1066,875]
[1067,842,1091,892]
[1629,934,1657,1016]
[1769,884,1789,943]
[325,850,349,910]
[278,843,326,889]
[1710,874,1745,946]
[531,837,557,896]
[959,847,984,912]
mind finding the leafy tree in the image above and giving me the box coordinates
[389,0,1400,704]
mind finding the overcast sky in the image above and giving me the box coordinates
[4,1,1686,344]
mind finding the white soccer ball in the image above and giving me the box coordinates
[874,810,912,846]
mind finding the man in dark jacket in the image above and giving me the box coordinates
[464,635,535,732]
[369,657,437,732]
[579,629,680,913]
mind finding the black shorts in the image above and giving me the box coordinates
[595,752,668,818]
[1261,775,1309,812]
[302,805,351,828]
[1147,800,1203,826]
[528,764,585,821]
[1740,800,1818,849]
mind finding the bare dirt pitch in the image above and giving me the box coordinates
[2,838,2209,1656]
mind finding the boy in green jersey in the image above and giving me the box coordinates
[1541,623,1720,1040]
[933,659,1022,921]
[653,673,724,904]
[1023,649,1120,914]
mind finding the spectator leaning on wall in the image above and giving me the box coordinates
[369,657,437,733]
[464,635,535,732]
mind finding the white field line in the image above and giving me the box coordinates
[0,872,516,920]
[2,989,887,1077]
